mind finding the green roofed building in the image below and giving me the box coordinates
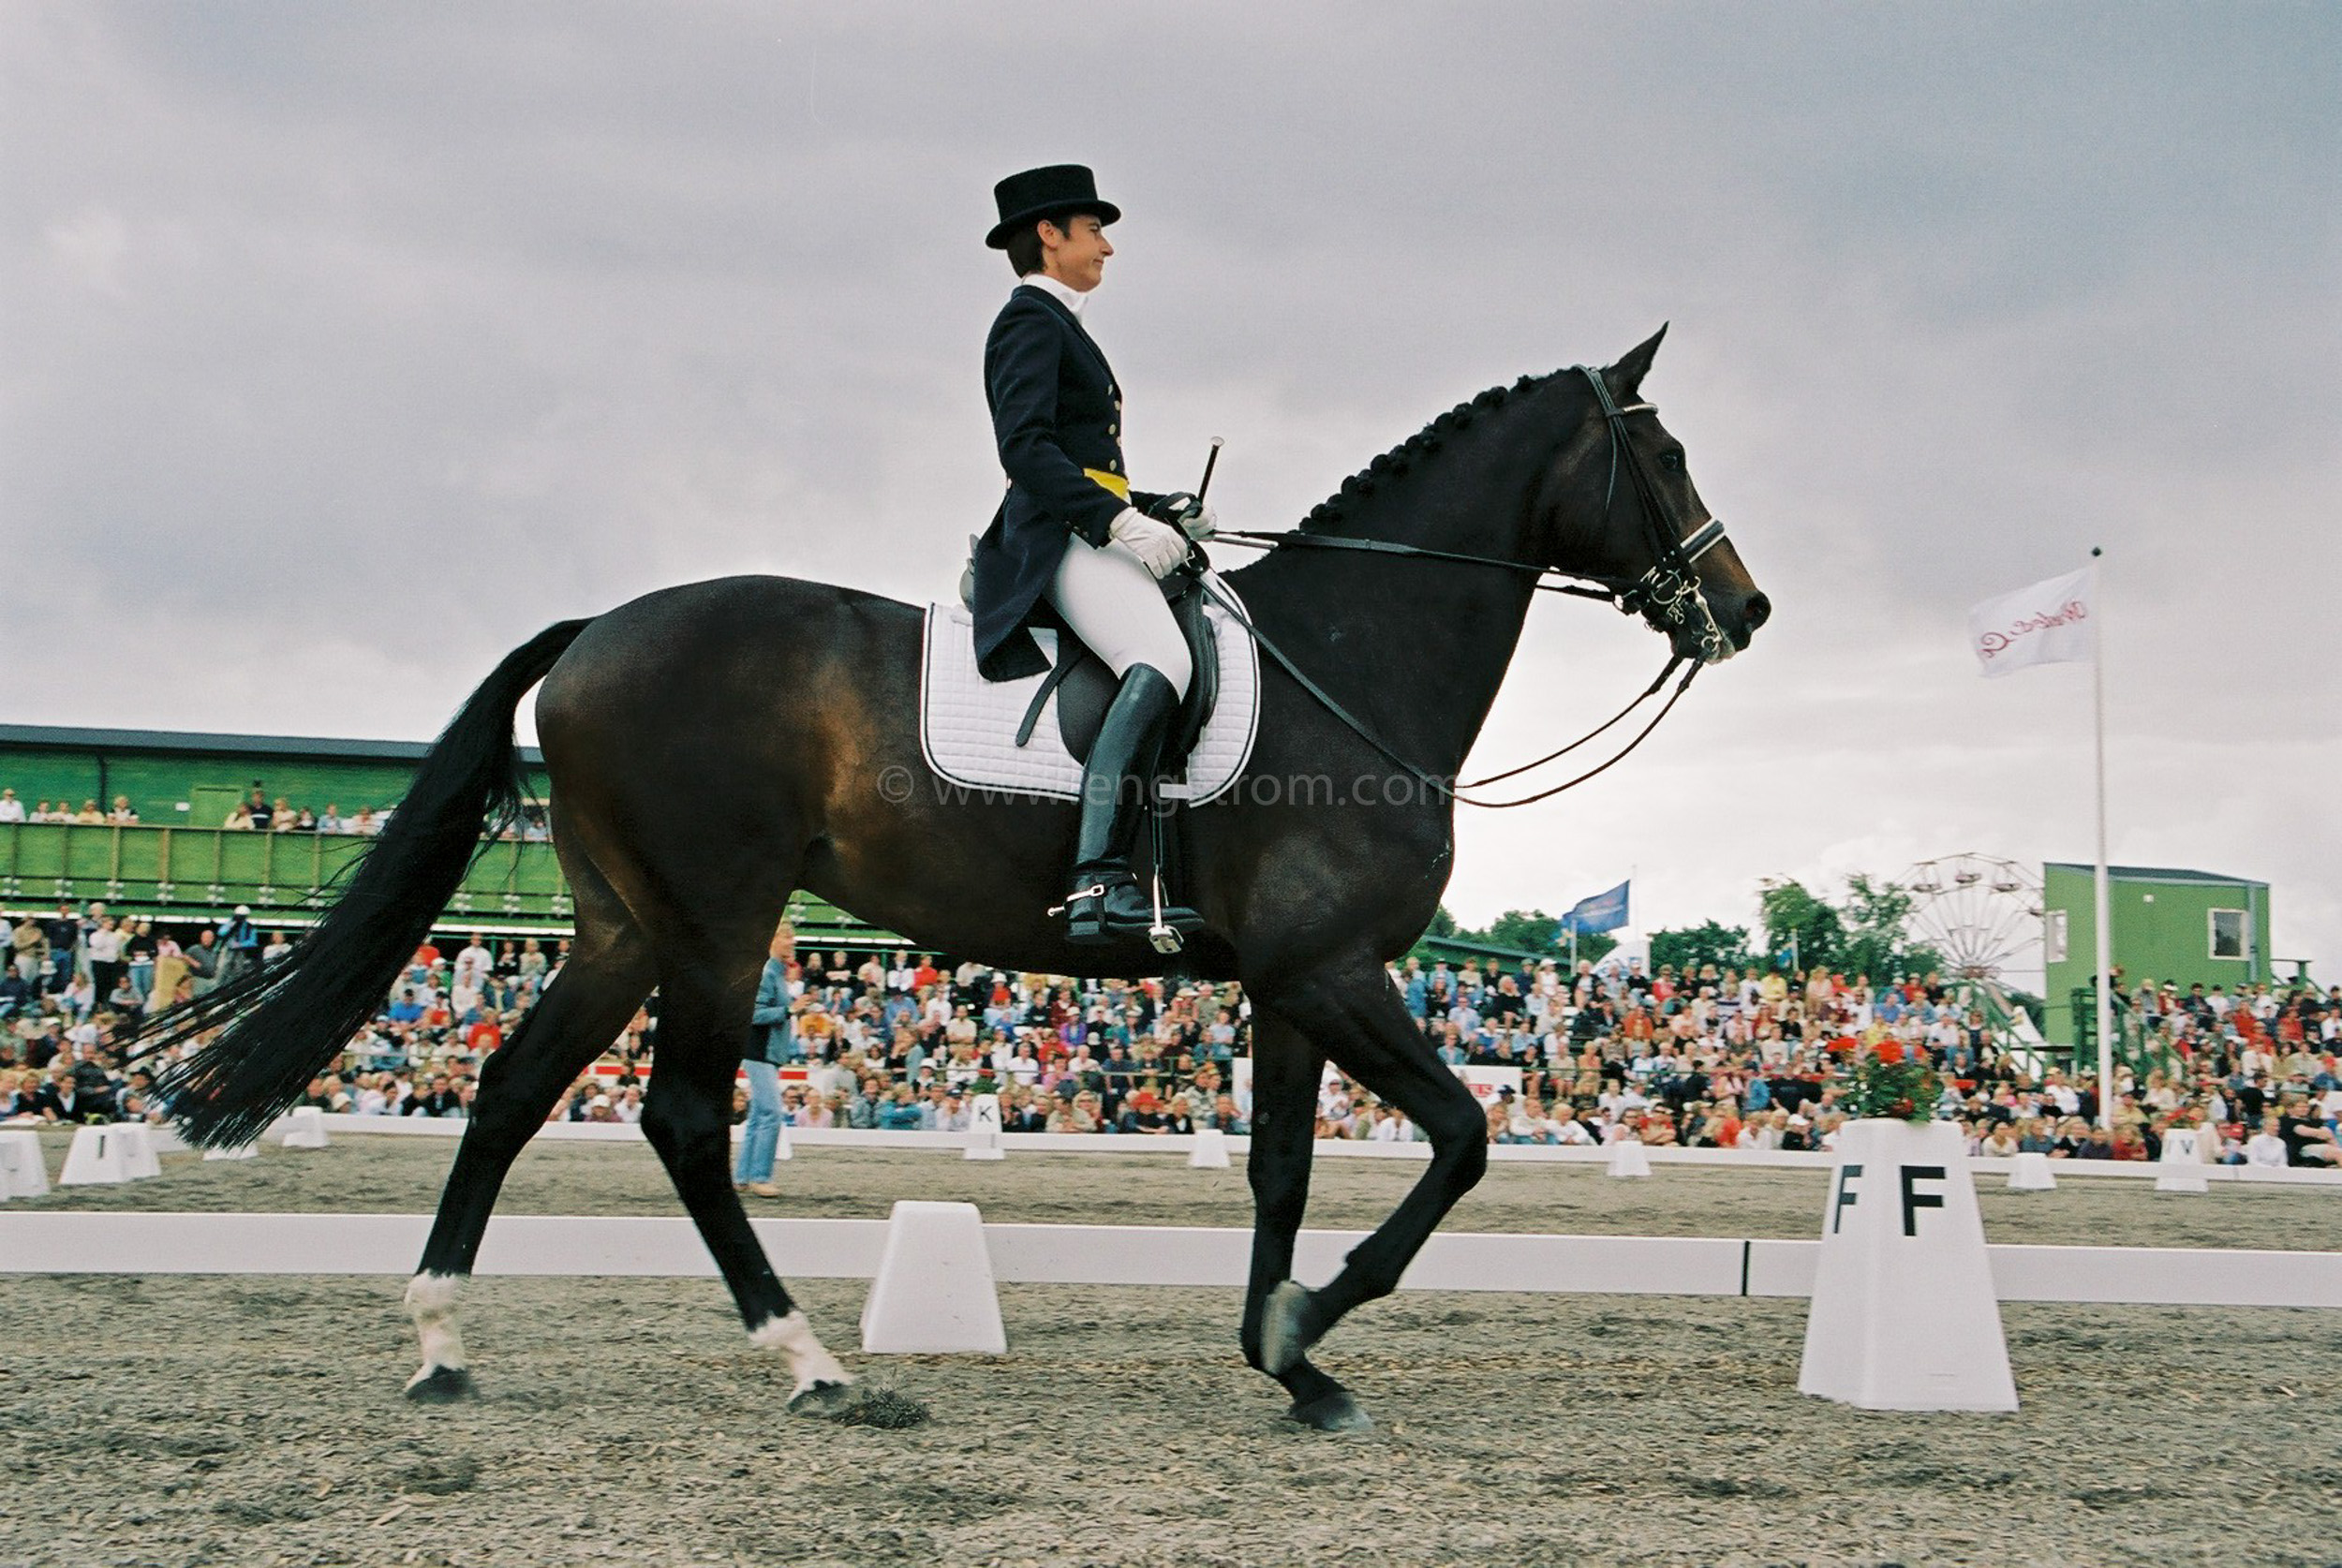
[0,723,898,944]
[2040,861,2274,1046]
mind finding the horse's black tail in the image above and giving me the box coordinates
[139,619,594,1148]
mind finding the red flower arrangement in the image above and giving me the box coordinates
[1840,1043,1939,1124]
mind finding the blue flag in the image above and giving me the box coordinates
[1557,880,1630,939]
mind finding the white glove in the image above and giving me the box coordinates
[1181,500,1218,541]
[1106,508,1189,580]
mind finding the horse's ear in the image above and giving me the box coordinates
[1604,323,1668,401]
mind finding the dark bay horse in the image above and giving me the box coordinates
[143,327,1767,1431]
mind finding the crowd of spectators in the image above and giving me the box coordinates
[6,897,2338,1172]
[1,789,143,825]
[0,780,548,838]
[4,902,571,1127]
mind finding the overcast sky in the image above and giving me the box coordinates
[6,2,2337,981]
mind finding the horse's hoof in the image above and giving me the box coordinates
[787,1379,858,1417]
[403,1366,476,1404]
[1287,1391,1373,1433]
[1259,1280,1317,1375]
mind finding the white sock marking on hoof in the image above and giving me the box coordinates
[405,1271,467,1381]
[750,1309,852,1398]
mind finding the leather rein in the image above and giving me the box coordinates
[1195,365,1732,810]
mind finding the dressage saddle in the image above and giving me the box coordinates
[962,546,1222,783]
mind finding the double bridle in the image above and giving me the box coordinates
[1201,365,1735,808]
[1584,363,1735,669]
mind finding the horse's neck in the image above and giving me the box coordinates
[1230,483,1546,778]
[1223,377,1638,777]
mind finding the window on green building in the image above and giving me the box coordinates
[2208,909,2246,960]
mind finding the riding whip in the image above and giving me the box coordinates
[1196,437,1223,502]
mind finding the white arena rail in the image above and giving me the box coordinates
[241,1114,2342,1187]
[1,1212,2336,1308]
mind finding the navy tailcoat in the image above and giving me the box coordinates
[971,285,1164,680]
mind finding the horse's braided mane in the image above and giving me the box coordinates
[1298,370,1564,535]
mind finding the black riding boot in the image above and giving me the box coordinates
[1061,663,1202,945]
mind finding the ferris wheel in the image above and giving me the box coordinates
[1897,853,2044,988]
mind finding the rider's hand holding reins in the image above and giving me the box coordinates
[1144,491,1218,541]
[1107,508,1190,579]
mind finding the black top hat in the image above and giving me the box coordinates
[986,164,1120,249]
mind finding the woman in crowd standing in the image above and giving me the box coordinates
[734,921,798,1200]
[123,920,156,1008]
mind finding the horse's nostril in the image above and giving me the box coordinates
[1742,592,1771,630]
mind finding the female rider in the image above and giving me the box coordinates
[969,164,1213,944]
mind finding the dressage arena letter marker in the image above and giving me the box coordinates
[2007,1151,2056,1191]
[1188,1129,1232,1169]
[964,1094,1006,1161]
[858,1201,1007,1355]
[2156,1129,2209,1194]
[1798,1120,2017,1413]
[0,1131,51,1199]
[1605,1136,1653,1178]
[59,1126,141,1187]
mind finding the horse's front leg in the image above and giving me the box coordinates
[1237,1012,1368,1431]
[1253,962,1489,1407]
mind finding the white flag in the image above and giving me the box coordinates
[1967,568,2093,678]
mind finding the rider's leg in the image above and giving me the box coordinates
[1045,539,1196,941]
[1046,537,1192,698]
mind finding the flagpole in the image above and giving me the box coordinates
[2091,546,2113,1131]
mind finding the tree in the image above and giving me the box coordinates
[1835,873,1941,984]
[1490,908,1616,963]
[1490,908,1615,962]
[1759,874,1942,982]
[1650,921,1755,977]
[1485,909,1562,953]
[1759,878,1843,972]
[1414,906,1613,964]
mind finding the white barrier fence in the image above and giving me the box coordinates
[1,1211,2336,1309]
[171,1113,2342,1187]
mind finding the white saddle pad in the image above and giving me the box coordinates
[920,573,1261,806]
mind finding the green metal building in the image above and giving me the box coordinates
[2040,861,2274,1045]
[0,723,897,944]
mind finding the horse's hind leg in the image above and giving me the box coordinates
[402,881,654,1400]
[638,952,853,1415]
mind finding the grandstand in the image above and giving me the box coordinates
[0,723,896,944]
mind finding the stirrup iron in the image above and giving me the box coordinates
[1147,871,1183,955]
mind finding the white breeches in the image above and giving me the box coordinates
[1045,537,1193,699]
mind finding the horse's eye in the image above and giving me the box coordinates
[1660,451,1684,473]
